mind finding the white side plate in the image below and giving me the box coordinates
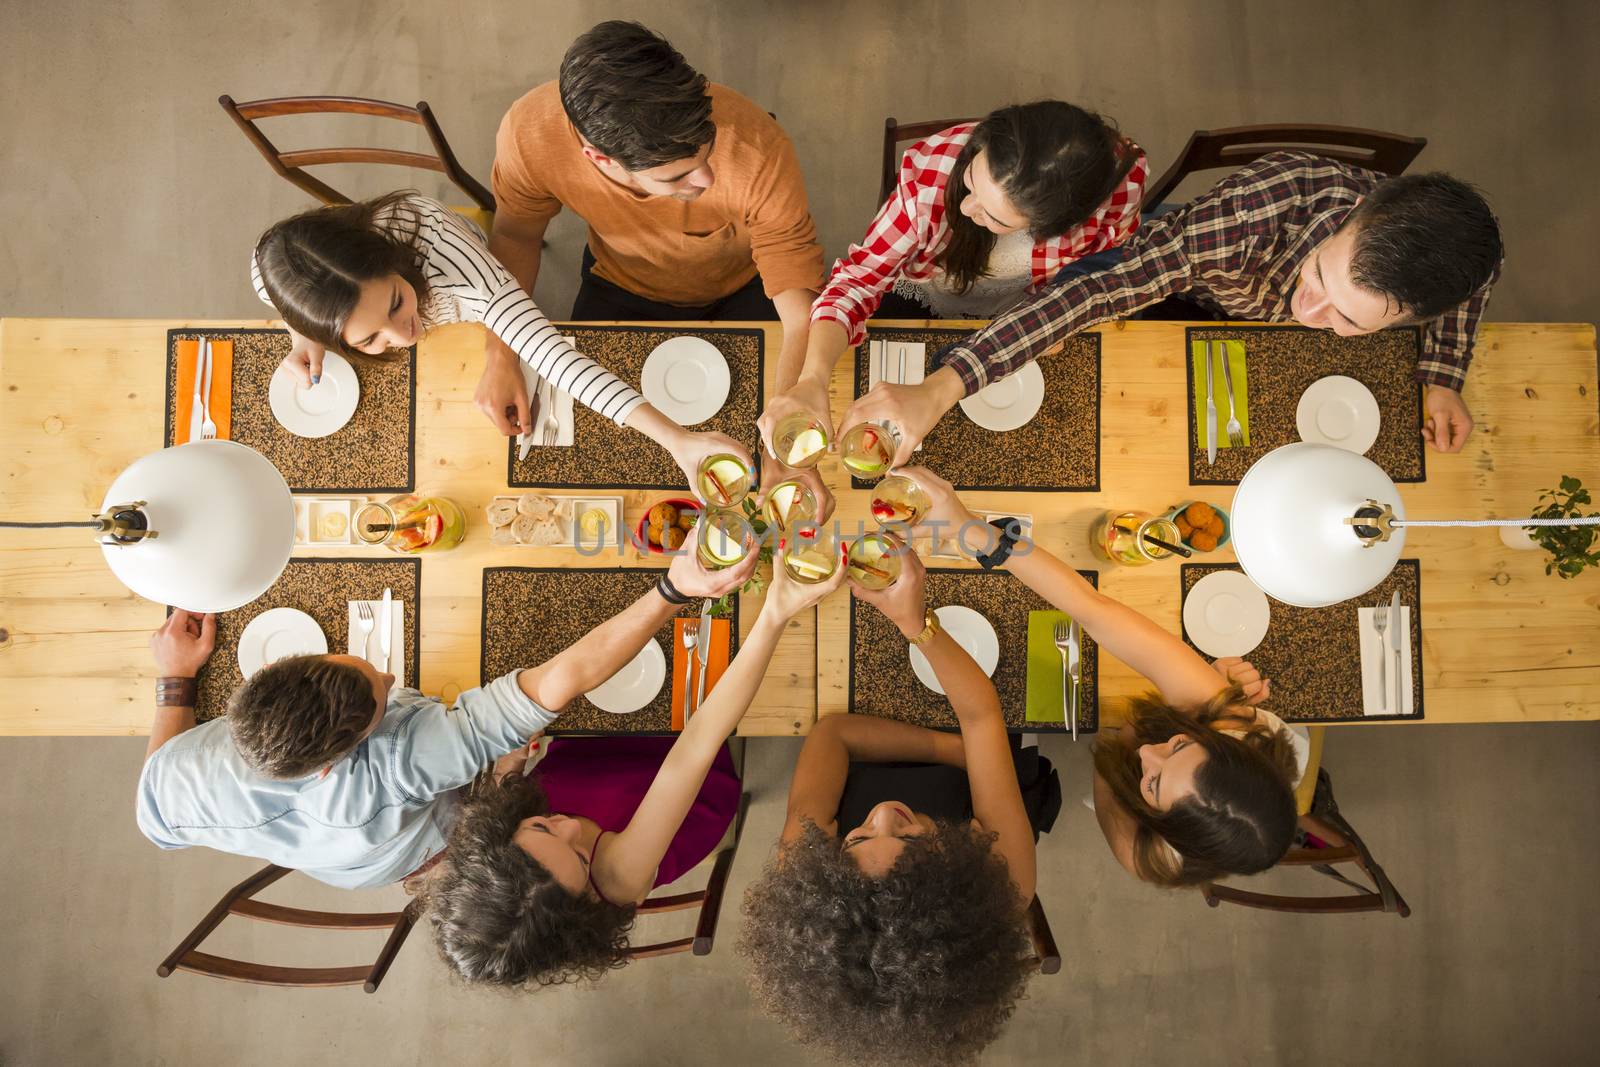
[237,607,328,677]
[1295,375,1380,455]
[585,638,667,713]
[959,360,1046,432]
[1182,571,1271,657]
[269,352,360,438]
[641,337,730,426]
[909,606,1000,693]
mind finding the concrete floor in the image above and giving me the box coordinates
[2,1,1598,1064]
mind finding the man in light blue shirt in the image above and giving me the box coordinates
[136,546,753,890]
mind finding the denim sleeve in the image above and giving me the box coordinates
[384,673,559,802]
[133,748,187,850]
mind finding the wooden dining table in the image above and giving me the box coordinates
[1,317,1596,735]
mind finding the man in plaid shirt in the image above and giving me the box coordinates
[841,151,1503,454]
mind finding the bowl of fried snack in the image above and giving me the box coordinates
[635,497,700,554]
[1167,500,1231,553]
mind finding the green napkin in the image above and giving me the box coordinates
[1191,340,1250,448]
[1025,610,1072,723]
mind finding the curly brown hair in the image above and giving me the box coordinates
[1094,684,1298,887]
[225,654,374,779]
[422,772,636,987]
[740,819,1033,1066]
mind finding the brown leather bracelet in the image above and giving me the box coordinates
[155,676,198,707]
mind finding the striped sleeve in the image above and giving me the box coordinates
[409,198,645,426]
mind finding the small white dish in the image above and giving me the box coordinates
[1295,375,1380,455]
[909,606,1000,693]
[641,336,730,426]
[569,497,623,548]
[269,352,359,438]
[237,607,328,677]
[585,638,667,713]
[308,499,353,544]
[1182,571,1271,658]
[959,361,1046,432]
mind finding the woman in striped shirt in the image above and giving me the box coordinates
[252,192,748,482]
[758,101,1146,459]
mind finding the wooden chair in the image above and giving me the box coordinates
[625,792,751,959]
[1025,896,1061,975]
[1201,767,1411,916]
[217,94,495,234]
[1143,123,1428,209]
[879,115,980,207]
[157,864,419,992]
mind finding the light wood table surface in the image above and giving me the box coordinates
[2,318,1596,735]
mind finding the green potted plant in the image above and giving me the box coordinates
[1514,476,1600,578]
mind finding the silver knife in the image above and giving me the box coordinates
[1204,341,1218,466]
[1066,618,1082,742]
[1387,589,1403,714]
[187,339,206,443]
[199,339,215,436]
[691,598,713,722]
[379,587,393,675]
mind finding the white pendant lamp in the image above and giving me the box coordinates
[95,440,295,613]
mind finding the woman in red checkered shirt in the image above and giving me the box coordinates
[758,101,1146,462]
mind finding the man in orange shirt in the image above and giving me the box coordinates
[486,21,825,465]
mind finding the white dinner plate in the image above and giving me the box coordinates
[1182,571,1271,658]
[641,337,730,426]
[237,607,328,677]
[585,638,667,714]
[1295,375,1380,455]
[958,360,1046,432]
[909,606,1000,693]
[269,352,360,438]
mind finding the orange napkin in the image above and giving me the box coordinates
[670,617,733,731]
[173,338,234,443]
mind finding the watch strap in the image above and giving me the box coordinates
[155,676,198,707]
[975,517,1023,570]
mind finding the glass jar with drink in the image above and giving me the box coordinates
[695,453,755,509]
[355,494,466,553]
[839,422,899,480]
[870,474,931,526]
[1091,510,1185,567]
[781,524,840,585]
[846,531,904,590]
[768,412,829,469]
[762,478,818,534]
[696,509,754,570]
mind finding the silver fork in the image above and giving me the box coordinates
[1371,603,1390,712]
[541,382,560,445]
[354,600,377,666]
[1219,342,1244,449]
[681,621,700,723]
[199,339,218,440]
[1053,620,1073,731]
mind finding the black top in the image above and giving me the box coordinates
[834,738,1061,840]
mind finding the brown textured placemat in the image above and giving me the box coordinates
[481,567,740,734]
[165,328,416,493]
[1179,561,1423,722]
[1185,326,1425,486]
[854,327,1100,491]
[508,326,764,489]
[849,567,1099,732]
[186,557,421,722]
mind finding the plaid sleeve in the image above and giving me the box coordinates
[1417,264,1498,391]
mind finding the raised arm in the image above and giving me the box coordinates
[850,551,1035,902]
[595,547,847,903]
[143,609,216,761]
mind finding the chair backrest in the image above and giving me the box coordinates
[218,94,495,212]
[879,115,981,208]
[1024,895,1061,975]
[156,864,419,992]
[1143,124,1428,210]
[1200,769,1410,916]
[625,792,750,959]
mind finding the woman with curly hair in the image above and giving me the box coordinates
[423,541,847,988]
[898,467,1306,888]
[251,190,747,485]
[742,549,1052,1065]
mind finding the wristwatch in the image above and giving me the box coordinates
[975,517,1025,570]
[907,610,942,647]
[155,676,198,707]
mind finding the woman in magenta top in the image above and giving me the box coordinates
[423,543,846,987]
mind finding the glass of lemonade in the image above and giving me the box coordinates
[1091,510,1184,567]
[695,453,754,509]
[870,474,931,526]
[838,422,899,480]
[696,508,752,570]
[781,524,840,585]
[846,531,905,590]
[761,478,818,534]
[769,412,829,469]
[356,494,466,553]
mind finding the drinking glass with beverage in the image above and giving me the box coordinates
[761,478,818,534]
[1091,510,1184,567]
[355,494,466,553]
[845,531,904,590]
[781,524,840,585]
[838,422,899,480]
[695,453,754,509]
[870,474,932,526]
[696,508,754,570]
[768,412,829,469]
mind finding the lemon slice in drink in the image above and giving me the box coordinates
[784,427,827,466]
[706,521,743,563]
